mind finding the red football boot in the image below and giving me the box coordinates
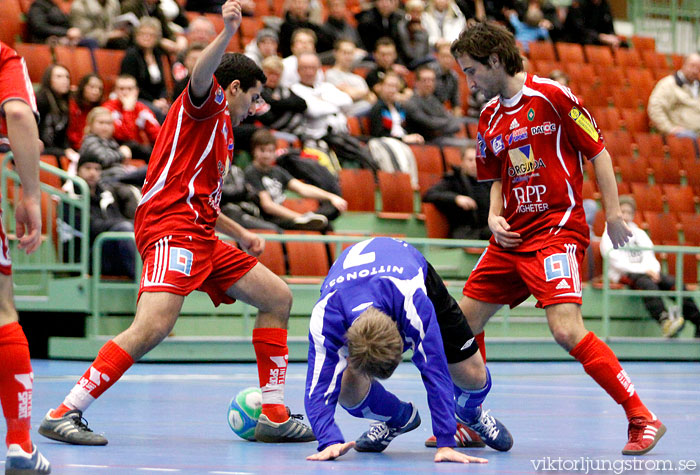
[622,412,666,455]
[424,422,486,448]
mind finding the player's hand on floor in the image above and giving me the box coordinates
[306,441,355,461]
[434,446,488,464]
[489,215,521,248]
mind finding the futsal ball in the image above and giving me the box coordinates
[227,387,262,441]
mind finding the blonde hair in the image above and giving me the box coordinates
[84,106,112,134]
[137,17,162,41]
[261,55,284,72]
[346,307,403,379]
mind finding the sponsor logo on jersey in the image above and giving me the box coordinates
[476,132,486,159]
[544,253,572,281]
[215,86,224,104]
[530,122,557,135]
[490,135,504,155]
[527,108,535,121]
[506,126,528,145]
[568,107,599,141]
[509,118,520,129]
[507,145,545,177]
[513,184,549,213]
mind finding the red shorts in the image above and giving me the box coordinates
[0,44,37,135]
[138,234,258,306]
[464,241,585,309]
[0,200,11,275]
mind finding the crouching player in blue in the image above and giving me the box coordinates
[304,237,512,462]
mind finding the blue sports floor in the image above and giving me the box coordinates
[3,361,699,474]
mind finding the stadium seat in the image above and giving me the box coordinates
[39,156,62,189]
[377,170,414,218]
[614,48,643,68]
[532,60,561,77]
[94,48,126,83]
[338,168,375,212]
[593,65,626,87]
[641,50,668,70]
[0,0,26,47]
[620,108,650,133]
[555,42,585,64]
[590,107,622,131]
[632,132,666,159]
[662,184,697,214]
[604,130,634,158]
[529,41,557,62]
[417,172,442,196]
[203,13,225,34]
[610,88,642,110]
[617,181,631,196]
[13,43,53,84]
[584,45,615,66]
[54,46,95,85]
[442,146,462,168]
[670,54,684,70]
[664,251,698,286]
[683,160,700,189]
[679,213,700,245]
[422,202,449,239]
[253,230,286,276]
[642,211,680,244]
[239,17,263,49]
[626,68,656,102]
[631,183,664,212]
[285,233,330,277]
[630,35,656,51]
[410,144,443,175]
[648,156,683,185]
[666,135,697,161]
[577,84,610,108]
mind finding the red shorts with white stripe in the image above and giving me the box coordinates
[0,198,11,275]
[464,241,585,309]
[138,234,258,306]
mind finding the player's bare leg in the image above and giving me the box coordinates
[39,293,183,446]
[225,263,314,442]
[546,303,666,455]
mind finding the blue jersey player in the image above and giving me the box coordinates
[304,237,512,462]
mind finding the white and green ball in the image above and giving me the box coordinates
[227,387,262,440]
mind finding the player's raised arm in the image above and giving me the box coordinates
[190,0,243,98]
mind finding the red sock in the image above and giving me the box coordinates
[252,328,289,423]
[0,322,33,452]
[52,340,133,418]
[475,331,486,363]
[570,332,651,420]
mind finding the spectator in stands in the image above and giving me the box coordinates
[74,153,138,279]
[600,195,700,338]
[172,43,205,100]
[245,128,347,231]
[325,39,376,117]
[184,0,224,13]
[647,53,700,140]
[422,0,467,47]
[186,15,216,44]
[364,37,412,101]
[423,146,491,239]
[102,74,161,160]
[281,29,325,88]
[220,163,282,232]
[27,0,87,46]
[369,70,424,144]
[279,0,332,58]
[122,0,189,55]
[37,64,80,166]
[78,107,133,181]
[356,0,404,54]
[433,39,462,116]
[258,55,308,142]
[244,29,280,68]
[504,4,550,53]
[68,73,104,150]
[548,69,570,87]
[404,65,466,146]
[396,0,432,69]
[563,0,624,47]
[321,0,363,50]
[514,0,564,42]
[70,0,130,49]
[120,17,170,121]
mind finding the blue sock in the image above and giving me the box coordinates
[342,380,412,428]
[455,366,492,423]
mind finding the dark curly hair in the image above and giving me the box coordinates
[451,20,523,76]
[214,52,267,91]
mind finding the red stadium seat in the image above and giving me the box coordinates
[54,45,95,85]
[621,109,650,133]
[338,168,375,212]
[630,36,656,51]
[642,211,680,244]
[590,107,622,131]
[683,160,700,189]
[666,135,697,161]
[0,0,26,47]
[611,88,643,110]
[593,65,626,87]
[615,156,649,184]
[641,50,668,70]
[662,184,697,214]
[632,132,666,159]
[614,48,643,68]
[410,144,443,175]
[679,213,700,245]
[422,203,450,239]
[605,130,634,158]
[13,43,53,84]
[555,42,585,64]
[648,157,683,185]
[584,45,615,66]
[286,234,330,277]
[529,41,557,62]
[377,171,414,218]
[442,146,462,168]
[631,183,664,212]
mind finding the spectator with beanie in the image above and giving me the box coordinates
[244,29,280,68]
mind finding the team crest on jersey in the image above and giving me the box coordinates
[476,132,486,159]
[569,107,599,141]
[527,108,535,121]
[215,86,224,104]
[531,122,557,135]
[490,135,504,155]
[506,127,528,145]
[544,253,571,281]
[508,145,546,177]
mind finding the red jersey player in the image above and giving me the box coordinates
[38,0,315,446]
[449,21,665,455]
[0,41,51,474]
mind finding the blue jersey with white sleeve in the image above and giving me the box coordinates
[304,237,457,450]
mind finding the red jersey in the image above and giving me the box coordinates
[134,79,233,251]
[0,41,37,137]
[476,74,605,252]
[102,97,161,145]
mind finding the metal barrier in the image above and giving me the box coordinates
[601,244,700,338]
[628,0,700,53]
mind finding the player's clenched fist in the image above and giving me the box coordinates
[222,0,243,31]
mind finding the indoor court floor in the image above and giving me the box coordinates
[3,360,698,474]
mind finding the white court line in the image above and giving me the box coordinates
[136,469,180,472]
[66,464,109,469]
[209,472,255,475]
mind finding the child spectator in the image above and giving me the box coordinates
[79,107,133,180]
